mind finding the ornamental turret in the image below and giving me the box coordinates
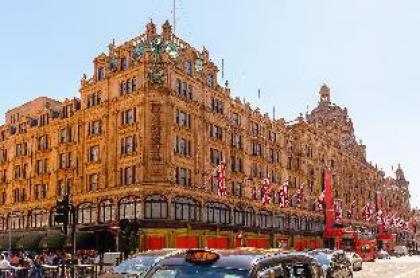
[146,20,157,41]
[162,20,172,41]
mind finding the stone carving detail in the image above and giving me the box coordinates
[148,64,167,87]
[150,104,161,162]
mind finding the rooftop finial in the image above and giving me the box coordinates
[319,83,331,103]
[162,20,172,41]
[146,20,156,41]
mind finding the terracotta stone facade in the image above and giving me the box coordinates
[0,21,412,251]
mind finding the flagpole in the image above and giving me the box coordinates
[173,0,176,35]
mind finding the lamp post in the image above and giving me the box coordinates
[7,207,13,254]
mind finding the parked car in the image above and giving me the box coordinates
[377,249,391,259]
[101,249,181,277]
[308,250,353,278]
[345,252,362,271]
[144,249,325,278]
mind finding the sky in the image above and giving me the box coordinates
[0,0,419,206]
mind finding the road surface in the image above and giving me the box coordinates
[354,256,420,278]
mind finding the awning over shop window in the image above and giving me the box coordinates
[0,234,22,251]
[76,231,95,250]
[38,232,67,250]
[15,232,43,250]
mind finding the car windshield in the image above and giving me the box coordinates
[312,254,331,267]
[149,265,248,278]
[114,256,158,275]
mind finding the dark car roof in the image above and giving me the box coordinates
[130,249,182,257]
[157,249,268,270]
[154,249,321,272]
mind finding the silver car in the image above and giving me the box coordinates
[345,252,362,271]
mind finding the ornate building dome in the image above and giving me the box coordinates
[306,84,366,160]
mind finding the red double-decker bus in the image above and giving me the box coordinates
[342,227,377,262]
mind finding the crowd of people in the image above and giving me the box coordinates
[0,251,100,278]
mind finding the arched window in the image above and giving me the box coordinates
[244,208,254,227]
[184,60,192,75]
[204,203,230,224]
[301,217,307,231]
[257,210,272,229]
[144,194,168,219]
[28,209,48,228]
[233,208,243,226]
[77,203,96,224]
[10,212,25,230]
[119,197,141,220]
[171,197,200,221]
[290,215,299,231]
[273,214,287,230]
[99,200,115,223]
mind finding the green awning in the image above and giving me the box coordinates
[76,231,95,250]
[15,232,43,250]
[0,234,22,251]
[38,232,67,250]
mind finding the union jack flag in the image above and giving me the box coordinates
[317,191,325,212]
[294,184,304,207]
[279,180,289,208]
[334,200,343,223]
[261,178,271,205]
[347,200,356,219]
[216,160,227,196]
[376,209,385,225]
[362,203,372,221]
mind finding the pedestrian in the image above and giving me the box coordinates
[29,256,44,278]
[0,254,11,278]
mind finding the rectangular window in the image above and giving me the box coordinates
[62,104,74,118]
[34,184,47,200]
[269,131,277,143]
[120,57,128,70]
[175,79,193,99]
[175,110,191,128]
[120,166,136,186]
[16,142,27,157]
[250,122,261,136]
[175,167,192,186]
[232,182,242,197]
[210,148,223,165]
[87,91,102,107]
[231,133,242,149]
[38,135,49,151]
[89,145,100,162]
[36,159,48,175]
[60,126,73,143]
[231,156,243,173]
[209,124,223,140]
[58,179,72,197]
[121,136,136,155]
[121,109,136,125]
[269,148,279,163]
[18,123,27,133]
[39,114,49,126]
[14,165,21,179]
[89,120,101,136]
[88,173,98,191]
[231,113,240,126]
[174,137,191,156]
[97,67,105,81]
[211,99,224,114]
[252,142,263,156]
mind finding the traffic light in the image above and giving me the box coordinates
[54,195,70,234]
